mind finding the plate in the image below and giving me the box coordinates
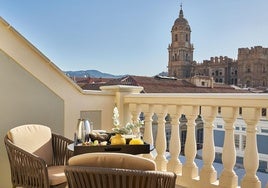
[92,130,107,134]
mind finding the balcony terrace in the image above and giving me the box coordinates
[1,16,268,188]
[102,86,268,188]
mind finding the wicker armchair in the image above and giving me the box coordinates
[65,166,177,188]
[65,152,177,188]
[4,124,74,188]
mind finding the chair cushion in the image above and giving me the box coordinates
[8,124,53,165]
[48,165,66,186]
[68,152,156,170]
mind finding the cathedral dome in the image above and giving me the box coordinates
[172,7,191,31]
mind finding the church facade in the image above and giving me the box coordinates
[167,6,268,88]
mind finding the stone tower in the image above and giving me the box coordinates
[168,5,194,78]
[237,46,268,87]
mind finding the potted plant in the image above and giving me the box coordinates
[110,107,144,145]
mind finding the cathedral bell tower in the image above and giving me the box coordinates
[168,5,194,78]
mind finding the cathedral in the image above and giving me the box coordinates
[167,6,268,88]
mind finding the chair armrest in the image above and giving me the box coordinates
[52,133,74,165]
[65,166,177,188]
[4,135,50,187]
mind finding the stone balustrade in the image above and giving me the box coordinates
[121,93,268,188]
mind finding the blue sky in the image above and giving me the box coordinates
[1,0,268,76]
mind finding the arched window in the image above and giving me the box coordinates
[186,34,189,42]
[185,53,189,61]
[175,34,178,41]
[246,65,251,73]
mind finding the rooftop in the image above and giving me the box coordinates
[80,75,250,93]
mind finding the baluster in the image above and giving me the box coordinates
[181,106,199,186]
[241,108,261,188]
[131,104,141,136]
[219,107,239,187]
[131,106,138,124]
[143,105,155,160]
[167,105,182,174]
[155,105,168,171]
[199,106,217,186]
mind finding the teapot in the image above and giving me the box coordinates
[76,118,91,143]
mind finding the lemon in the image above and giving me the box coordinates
[129,138,144,145]
[110,134,126,145]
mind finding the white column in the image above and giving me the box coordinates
[241,108,261,188]
[167,105,182,174]
[143,105,155,160]
[219,107,238,187]
[181,106,199,186]
[155,105,168,171]
[199,106,217,185]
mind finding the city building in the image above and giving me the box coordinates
[167,5,194,79]
[167,6,268,89]
[167,5,268,172]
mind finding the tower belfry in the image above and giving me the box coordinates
[167,4,194,78]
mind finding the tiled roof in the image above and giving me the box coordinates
[81,75,249,93]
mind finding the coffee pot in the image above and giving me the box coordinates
[75,118,91,144]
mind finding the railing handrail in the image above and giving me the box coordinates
[124,93,268,108]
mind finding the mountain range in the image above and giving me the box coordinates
[64,70,125,78]
[65,70,168,78]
